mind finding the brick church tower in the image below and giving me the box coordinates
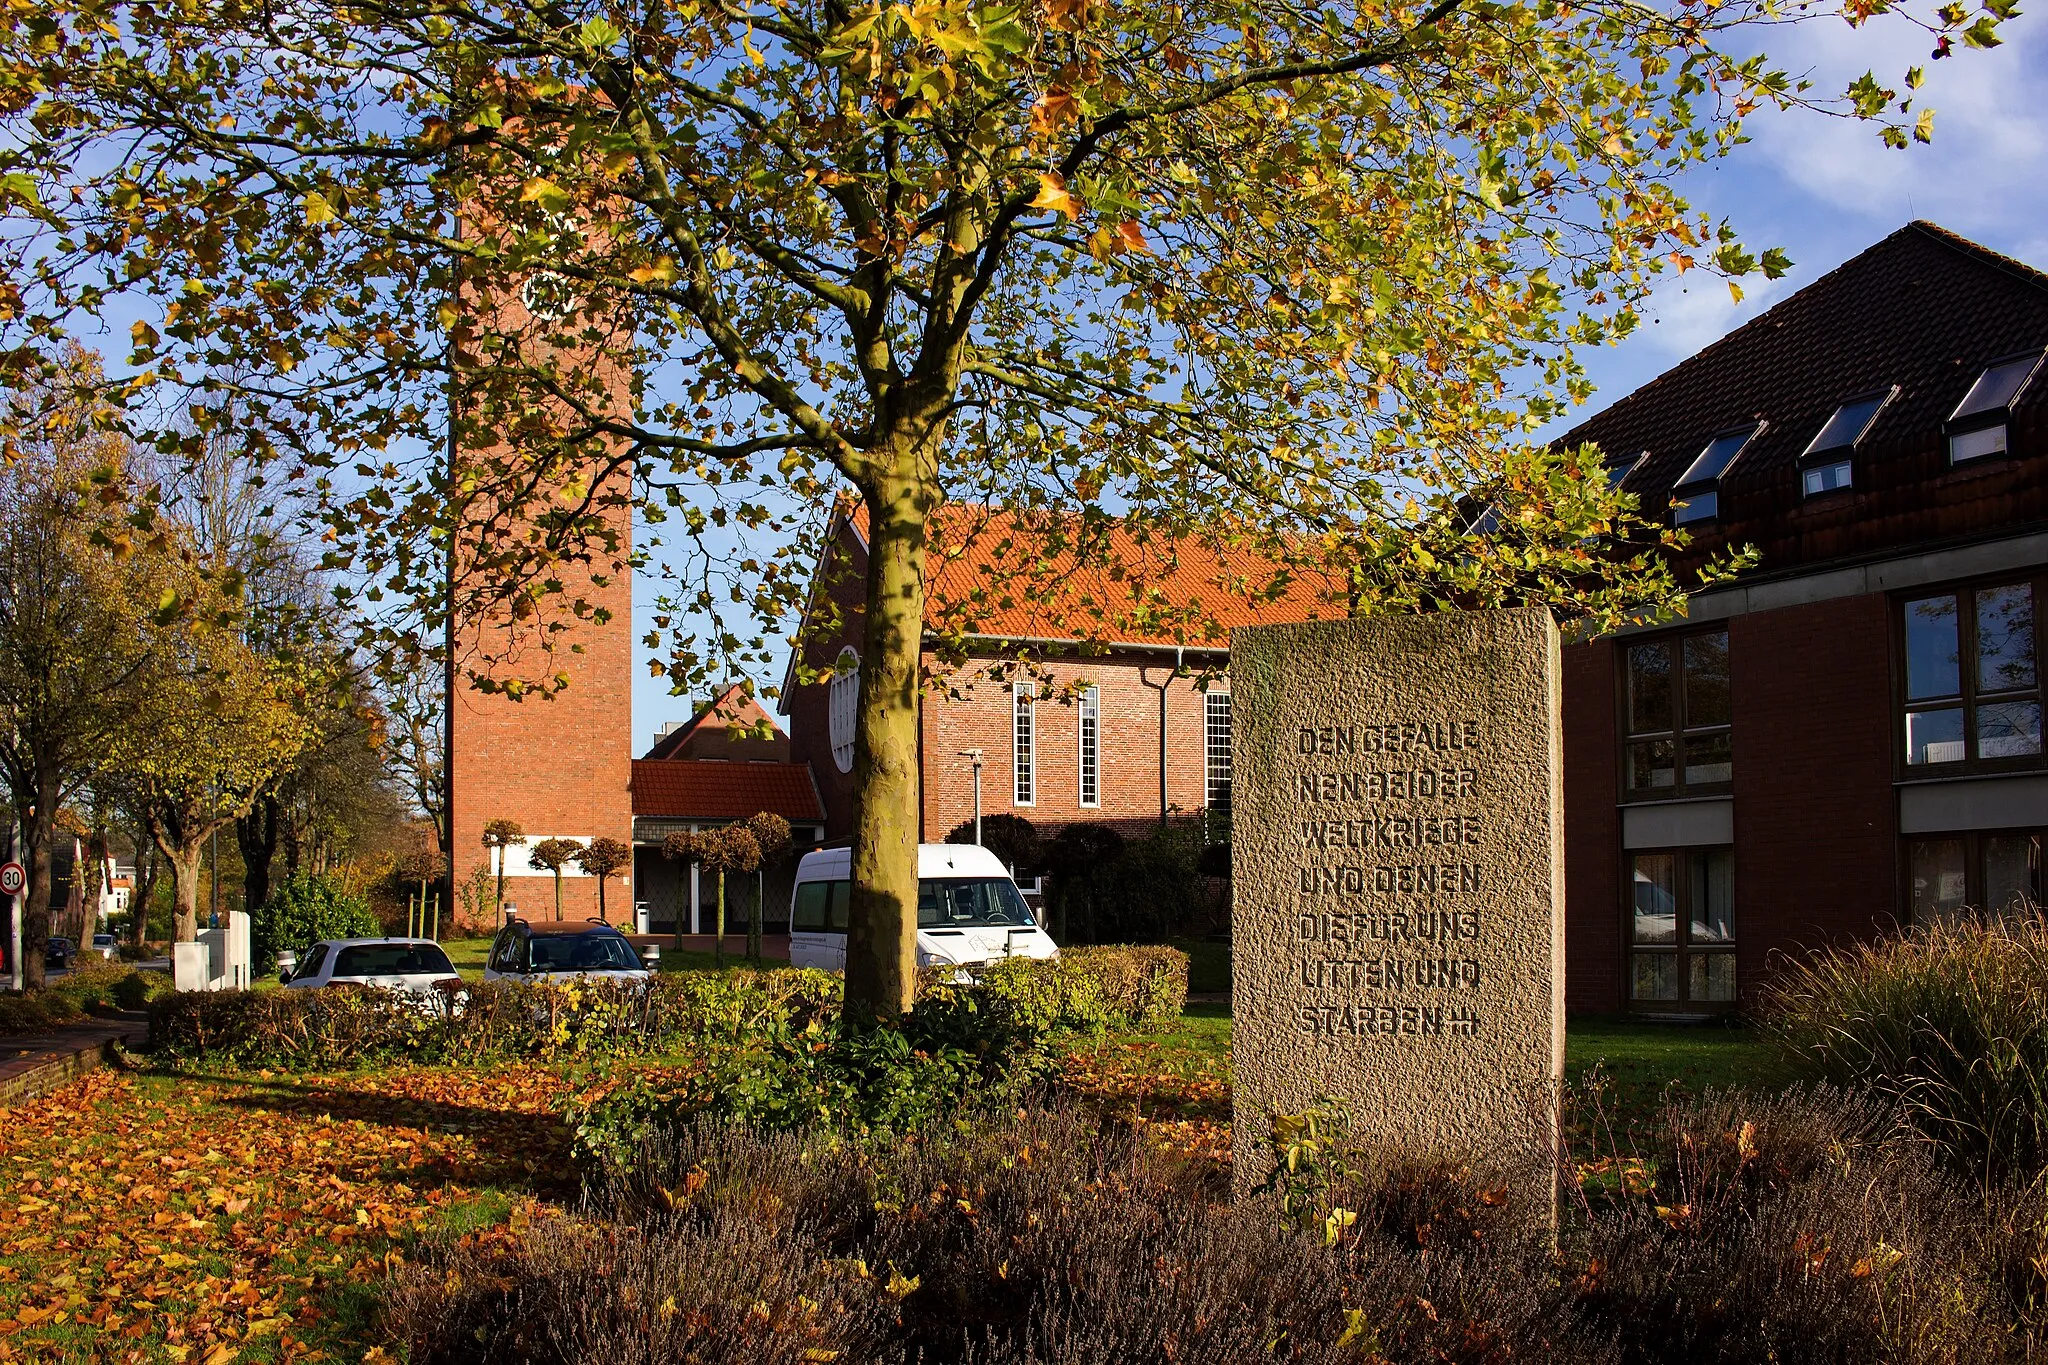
[443,252,636,926]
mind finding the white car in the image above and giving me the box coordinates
[788,844,1058,971]
[91,933,118,960]
[282,938,463,1001]
[481,919,652,985]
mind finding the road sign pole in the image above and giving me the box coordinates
[0,861,23,992]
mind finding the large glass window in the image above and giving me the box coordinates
[1629,847,1737,1009]
[1900,580,2043,772]
[1907,830,2043,925]
[1077,686,1100,808]
[1012,681,1036,806]
[1205,692,1233,810]
[1622,628,1732,797]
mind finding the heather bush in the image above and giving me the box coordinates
[387,1088,2022,1365]
[1763,916,2048,1179]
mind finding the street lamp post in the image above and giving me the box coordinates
[957,749,984,846]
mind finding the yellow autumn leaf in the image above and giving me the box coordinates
[301,192,335,225]
[1029,172,1080,220]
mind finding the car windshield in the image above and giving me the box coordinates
[331,944,455,978]
[918,878,1035,929]
[529,933,641,972]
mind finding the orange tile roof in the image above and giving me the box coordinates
[845,503,1340,649]
[629,760,823,823]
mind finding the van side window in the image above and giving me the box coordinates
[297,943,329,979]
[828,880,850,931]
[793,882,829,932]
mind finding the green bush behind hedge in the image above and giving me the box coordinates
[250,871,382,968]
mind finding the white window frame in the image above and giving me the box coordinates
[1012,681,1037,806]
[1077,684,1100,808]
[1205,691,1233,809]
[828,648,860,774]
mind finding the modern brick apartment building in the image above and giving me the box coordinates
[1556,221,2048,1014]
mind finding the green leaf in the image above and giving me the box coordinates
[1962,16,2002,46]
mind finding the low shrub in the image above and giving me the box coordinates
[388,1088,2019,1365]
[1764,916,2048,1179]
[251,871,382,968]
[149,967,845,1071]
[0,989,84,1035]
[570,982,1054,1171]
[958,944,1188,1036]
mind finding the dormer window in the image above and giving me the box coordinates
[1672,423,1763,525]
[1605,451,1645,490]
[1948,350,2044,464]
[1799,388,1895,497]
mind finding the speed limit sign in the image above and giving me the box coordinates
[0,862,23,897]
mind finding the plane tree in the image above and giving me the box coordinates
[1,0,2011,1014]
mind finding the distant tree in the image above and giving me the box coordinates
[0,348,162,985]
[663,826,761,968]
[1045,823,1127,943]
[117,618,314,942]
[946,813,1040,876]
[395,845,449,937]
[480,820,527,919]
[573,836,633,925]
[526,837,586,921]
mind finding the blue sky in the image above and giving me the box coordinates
[627,14,2048,740]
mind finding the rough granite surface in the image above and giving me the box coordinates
[1230,608,1565,1190]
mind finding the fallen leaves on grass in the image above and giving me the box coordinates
[0,1065,573,1362]
[1059,1041,1232,1169]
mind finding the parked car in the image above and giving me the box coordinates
[92,933,118,960]
[282,938,462,1003]
[482,919,651,984]
[788,844,1058,972]
[44,936,76,970]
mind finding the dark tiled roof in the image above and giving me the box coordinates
[643,683,787,759]
[1558,222,2048,570]
[629,759,823,822]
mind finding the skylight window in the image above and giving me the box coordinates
[1798,388,1894,498]
[1605,452,1644,490]
[1947,349,2044,464]
[1672,423,1763,526]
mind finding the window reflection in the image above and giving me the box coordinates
[1631,854,1677,944]
[1905,595,1961,701]
[1684,633,1732,726]
[1985,835,2042,918]
[1905,707,1966,766]
[1908,839,1967,927]
[1977,584,2038,693]
[1627,642,1672,735]
[1688,849,1735,942]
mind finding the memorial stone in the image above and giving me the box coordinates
[1230,607,1564,1187]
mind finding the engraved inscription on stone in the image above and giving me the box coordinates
[1230,609,1565,1187]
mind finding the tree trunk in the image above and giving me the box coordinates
[844,477,930,1022]
[167,842,204,943]
[713,869,726,970]
[596,873,607,924]
[236,792,280,917]
[17,785,54,989]
[128,835,160,949]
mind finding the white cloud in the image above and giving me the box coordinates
[1743,14,2048,242]
[1630,269,1791,361]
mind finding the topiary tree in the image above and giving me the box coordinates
[743,813,793,965]
[947,813,1040,876]
[526,837,586,921]
[480,819,527,921]
[663,826,761,969]
[573,836,634,925]
[395,846,448,938]
[251,870,380,968]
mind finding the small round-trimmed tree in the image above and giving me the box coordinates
[663,826,761,968]
[574,836,634,925]
[526,837,586,921]
[481,820,527,920]
[743,813,793,965]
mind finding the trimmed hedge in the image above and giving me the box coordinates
[150,968,844,1071]
[952,943,1189,1036]
[0,961,172,1036]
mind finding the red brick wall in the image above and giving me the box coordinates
[782,520,871,841]
[1728,593,1899,973]
[1561,592,1901,1013]
[919,655,1227,842]
[1561,637,1623,1013]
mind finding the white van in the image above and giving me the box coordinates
[788,844,1059,971]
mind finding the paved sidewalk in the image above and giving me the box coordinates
[0,1011,148,1107]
